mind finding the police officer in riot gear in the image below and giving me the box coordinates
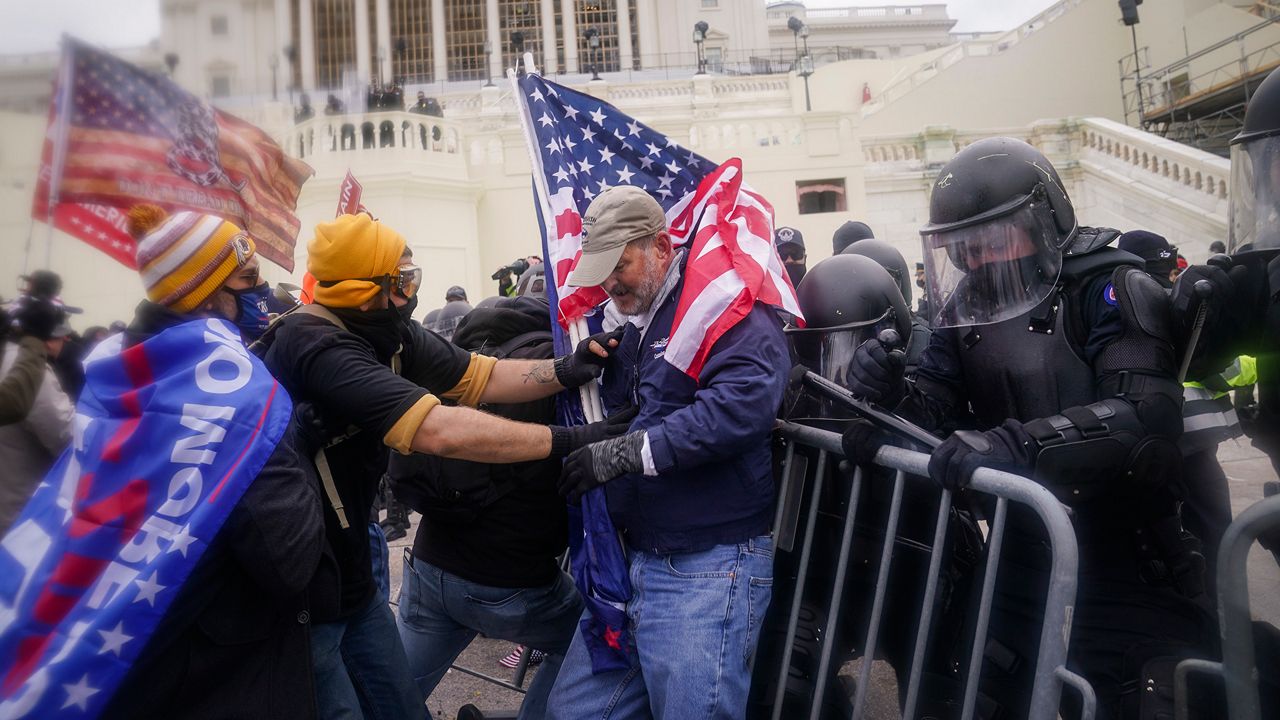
[844,137,1214,719]
[841,238,932,371]
[755,254,981,717]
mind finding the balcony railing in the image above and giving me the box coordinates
[285,110,462,161]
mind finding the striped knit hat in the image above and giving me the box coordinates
[128,205,256,313]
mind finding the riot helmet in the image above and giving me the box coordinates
[920,137,1076,328]
[429,299,472,340]
[1229,65,1280,255]
[832,220,875,255]
[840,238,912,304]
[786,254,910,389]
[515,263,547,299]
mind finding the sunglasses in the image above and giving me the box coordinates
[779,249,806,262]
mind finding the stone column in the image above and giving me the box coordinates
[355,0,373,86]
[431,0,447,83]
[486,0,501,82]
[635,0,657,69]
[616,0,632,71]
[300,0,316,90]
[377,0,392,83]
[540,0,556,72]
[273,0,289,94]
[560,0,578,73]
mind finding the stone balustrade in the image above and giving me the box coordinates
[1079,116,1230,207]
[285,110,464,161]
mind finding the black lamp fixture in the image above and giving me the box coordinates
[163,52,179,77]
[483,39,495,86]
[584,26,601,81]
[692,21,709,75]
[787,16,812,111]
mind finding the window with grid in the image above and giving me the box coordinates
[444,0,487,82]
[574,0,621,73]
[314,0,358,90]
[390,0,433,84]
[499,0,543,73]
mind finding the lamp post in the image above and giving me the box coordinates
[376,46,385,86]
[692,21,708,75]
[269,52,279,101]
[284,45,298,104]
[799,23,812,112]
[483,40,495,86]
[585,27,601,81]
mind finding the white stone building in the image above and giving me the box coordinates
[0,0,1273,326]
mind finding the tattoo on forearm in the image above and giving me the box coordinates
[522,361,557,385]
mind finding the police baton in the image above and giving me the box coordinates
[801,371,942,450]
[1176,279,1213,384]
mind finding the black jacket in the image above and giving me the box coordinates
[102,301,325,720]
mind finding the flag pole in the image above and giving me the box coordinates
[21,215,36,276]
[43,35,76,269]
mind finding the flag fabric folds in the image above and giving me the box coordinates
[511,69,803,675]
[0,319,291,719]
[31,38,313,271]
[512,71,803,380]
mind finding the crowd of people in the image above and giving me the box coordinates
[12,60,1280,720]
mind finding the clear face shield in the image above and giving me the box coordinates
[921,198,1064,328]
[1229,135,1280,254]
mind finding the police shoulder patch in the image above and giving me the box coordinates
[1103,282,1118,306]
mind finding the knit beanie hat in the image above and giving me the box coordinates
[307,213,406,308]
[128,204,256,313]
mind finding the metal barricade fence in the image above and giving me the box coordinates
[1174,493,1280,720]
[761,421,1096,720]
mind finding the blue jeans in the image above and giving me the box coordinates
[396,551,584,720]
[312,589,424,720]
[547,536,775,720]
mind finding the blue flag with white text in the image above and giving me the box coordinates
[0,318,291,719]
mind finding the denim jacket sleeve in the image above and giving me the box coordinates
[644,304,789,473]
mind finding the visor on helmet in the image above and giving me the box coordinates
[921,197,1063,328]
[787,308,896,388]
[1229,135,1280,254]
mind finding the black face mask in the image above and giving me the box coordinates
[785,263,807,288]
[331,302,405,361]
[396,295,419,324]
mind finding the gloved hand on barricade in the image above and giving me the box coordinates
[846,336,906,407]
[927,419,1035,492]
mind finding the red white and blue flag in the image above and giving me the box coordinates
[0,319,291,718]
[31,38,313,271]
[513,71,802,381]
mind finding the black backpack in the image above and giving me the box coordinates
[387,318,555,525]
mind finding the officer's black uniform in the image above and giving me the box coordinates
[849,138,1215,720]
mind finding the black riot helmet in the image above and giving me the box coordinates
[920,137,1076,329]
[832,220,875,254]
[1229,65,1280,255]
[786,254,911,388]
[840,238,912,304]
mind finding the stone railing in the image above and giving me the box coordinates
[767,4,949,22]
[862,0,1082,117]
[284,110,465,161]
[1078,116,1230,205]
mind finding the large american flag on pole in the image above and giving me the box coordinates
[31,38,313,271]
[511,69,803,381]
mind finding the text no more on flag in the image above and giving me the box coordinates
[31,37,313,271]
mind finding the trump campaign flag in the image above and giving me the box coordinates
[511,65,802,674]
[31,38,313,271]
[0,319,291,719]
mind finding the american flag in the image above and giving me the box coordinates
[31,38,313,271]
[512,71,803,380]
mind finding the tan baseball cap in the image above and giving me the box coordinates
[565,186,667,287]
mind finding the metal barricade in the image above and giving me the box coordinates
[1174,493,1280,720]
[760,421,1095,720]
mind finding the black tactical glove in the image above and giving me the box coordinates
[549,405,639,457]
[553,328,625,388]
[847,337,906,406]
[558,430,646,503]
[840,419,896,466]
[928,419,1035,492]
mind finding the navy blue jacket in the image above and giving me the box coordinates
[600,270,789,554]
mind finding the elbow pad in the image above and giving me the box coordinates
[1023,398,1181,504]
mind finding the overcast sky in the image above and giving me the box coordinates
[0,0,1060,55]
